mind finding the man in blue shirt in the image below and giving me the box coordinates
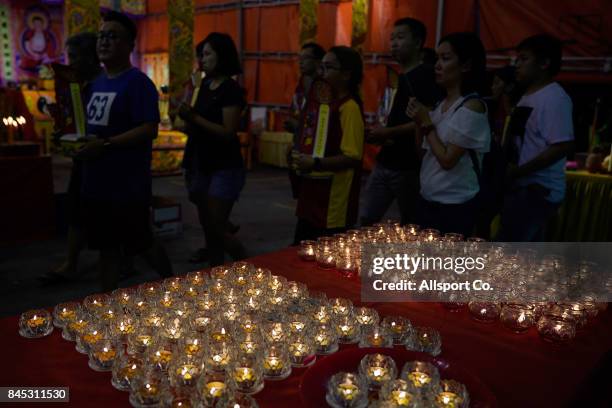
[76,11,172,290]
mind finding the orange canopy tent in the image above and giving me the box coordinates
[138,0,611,113]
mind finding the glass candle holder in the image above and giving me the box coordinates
[112,354,143,391]
[326,372,368,408]
[210,265,231,281]
[210,322,233,344]
[359,353,398,389]
[83,293,111,315]
[170,358,203,389]
[286,281,308,300]
[76,323,106,354]
[129,369,166,408]
[537,313,576,343]
[138,282,163,300]
[268,275,287,292]
[237,313,261,336]
[468,301,501,323]
[111,314,137,341]
[336,255,359,278]
[62,312,90,341]
[217,393,259,408]
[330,298,353,317]
[401,361,440,393]
[53,301,81,329]
[500,303,536,333]
[127,297,150,317]
[147,343,175,372]
[98,305,119,326]
[263,344,292,380]
[253,267,271,286]
[222,302,242,322]
[127,327,156,355]
[288,334,316,367]
[382,316,413,345]
[313,323,339,355]
[355,307,379,328]
[160,317,185,343]
[288,313,310,336]
[405,327,442,356]
[185,270,207,288]
[557,303,588,330]
[434,379,469,408]
[158,290,177,310]
[181,334,205,357]
[380,379,420,407]
[88,338,119,372]
[193,311,214,335]
[195,292,217,313]
[335,315,360,344]
[420,229,440,242]
[19,309,53,338]
[312,304,334,324]
[198,372,229,407]
[230,354,264,395]
[163,276,183,293]
[237,331,264,356]
[210,279,227,297]
[263,319,288,344]
[243,296,262,314]
[359,325,393,348]
[112,287,135,310]
[207,341,232,372]
[316,242,336,269]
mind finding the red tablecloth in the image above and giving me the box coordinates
[1,247,610,408]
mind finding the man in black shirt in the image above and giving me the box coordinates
[362,18,440,226]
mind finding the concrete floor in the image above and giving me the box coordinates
[0,156,399,317]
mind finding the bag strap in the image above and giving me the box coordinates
[453,93,485,186]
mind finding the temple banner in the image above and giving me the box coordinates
[299,0,318,45]
[168,0,194,116]
[64,0,100,37]
[351,0,368,50]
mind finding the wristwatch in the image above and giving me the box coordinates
[313,157,322,171]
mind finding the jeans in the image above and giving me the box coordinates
[360,164,420,225]
[416,195,479,238]
[496,185,561,242]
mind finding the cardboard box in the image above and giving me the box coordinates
[258,131,293,168]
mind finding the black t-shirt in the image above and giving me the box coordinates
[377,64,441,170]
[182,78,245,173]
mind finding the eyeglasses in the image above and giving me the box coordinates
[97,31,122,42]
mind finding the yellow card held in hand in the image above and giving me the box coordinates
[70,83,86,136]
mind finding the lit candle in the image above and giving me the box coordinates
[337,382,359,401]
[176,364,198,385]
[211,327,229,342]
[234,367,256,388]
[392,390,412,405]
[184,339,202,356]
[436,391,462,407]
[367,366,389,382]
[263,356,283,375]
[94,346,117,363]
[27,315,46,328]
[205,381,225,398]
[407,371,431,387]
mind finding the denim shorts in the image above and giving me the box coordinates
[185,168,246,202]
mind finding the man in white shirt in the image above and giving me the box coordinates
[498,34,574,241]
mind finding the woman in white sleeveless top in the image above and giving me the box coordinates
[406,32,491,237]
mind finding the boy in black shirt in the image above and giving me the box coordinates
[362,18,440,226]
